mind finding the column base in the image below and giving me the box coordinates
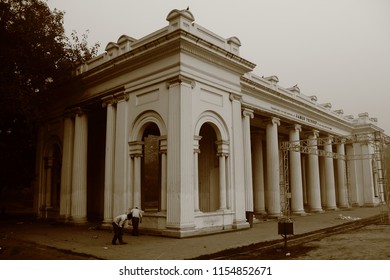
[291,210,307,216]
[102,218,113,227]
[71,216,88,224]
[232,218,250,230]
[308,208,324,213]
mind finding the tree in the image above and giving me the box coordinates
[0,0,99,197]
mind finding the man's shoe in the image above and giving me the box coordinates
[119,242,127,245]
[112,242,117,245]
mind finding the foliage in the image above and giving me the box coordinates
[0,0,99,190]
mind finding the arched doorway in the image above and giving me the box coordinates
[198,123,219,212]
[141,123,161,212]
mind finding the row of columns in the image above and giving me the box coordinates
[250,118,351,217]
[59,108,88,223]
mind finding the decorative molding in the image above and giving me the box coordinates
[114,91,129,102]
[166,75,195,89]
[101,95,117,108]
[128,141,144,157]
[229,92,242,103]
[216,140,230,156]
[242,108,254,119]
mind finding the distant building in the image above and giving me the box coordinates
[34,9,388,237]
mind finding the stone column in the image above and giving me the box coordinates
[160,137,168,212]
[113,93,129,216]
[102,98,116,224]
[229,93,247,228]
[217,140,229,211]
[129,141,143,209]
[361,143,376,206]
[336,143,349,208]
[243,108,254,213]
[324,136,337,210]
[71,108,88,223]
[289,124,305,214]
[306,130,322,212]
[346,144,362,206]
[252,132,266,215]
[60,116,74,220]
[266,117,281,217]
[44,157,54,208]
[193,136,202,212]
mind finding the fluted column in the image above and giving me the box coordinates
[324,136,337,210]
[306,130,322,212]
[266,117,281,217]
[193,136,202,212]
[243,108,254,213]
[160,137,168,212]
[336,143,349,208]
[361,143,376,206]
[113,93,129,216]
[102,98,116,224]
[289,124,305,214]
[252,131,266,215]
[71,109,88,223]
[60,116,74,220]
[229,93,247,227]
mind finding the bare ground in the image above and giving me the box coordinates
[206,222,390,260]
[1,216,389,260]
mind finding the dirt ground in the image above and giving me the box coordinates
[1,221,389,260]
[219,222,390,260]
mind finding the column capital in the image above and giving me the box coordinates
[159,136,168,154]
[266,117,280,126]
[229,92,243,102]
[44,156,55,168]
[216,140,230,156]
[306,129,319,138]
[325,135,334,144]
[291,124,302,132]
[129,141,144,158]
[242,108,254,119]
[65,106,88,118]
[101,95,117,108]
[193,135,202,154]
[114,91,129,102]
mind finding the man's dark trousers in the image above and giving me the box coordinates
[112,222,124,244]
[132,217,140,236]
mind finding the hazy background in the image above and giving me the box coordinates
[47,0,390,134]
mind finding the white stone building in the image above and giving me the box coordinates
[34,9,387,237]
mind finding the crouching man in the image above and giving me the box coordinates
[112,213,132,245]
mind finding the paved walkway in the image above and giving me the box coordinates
[0,207,382,260]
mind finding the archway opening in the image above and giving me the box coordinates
[198,123,219,212]
[141,123,161,212]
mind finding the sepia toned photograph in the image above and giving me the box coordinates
[1,0,389,274]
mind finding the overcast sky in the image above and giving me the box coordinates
[46,0,390,134]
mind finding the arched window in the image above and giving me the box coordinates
[198,123,219,212]
[141,123,161,212]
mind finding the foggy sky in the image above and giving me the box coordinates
[47,0,390,134]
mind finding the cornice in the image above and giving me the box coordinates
[240,76,356,132]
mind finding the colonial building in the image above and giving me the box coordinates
[34,8,388,237]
